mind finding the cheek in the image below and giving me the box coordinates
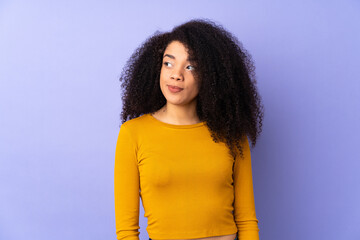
[159,71,168,93]
[159,69,168,83]
[190,76,200,90]
[193,85,200,96]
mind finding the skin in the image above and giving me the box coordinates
[151,41,237,240]
[151,40,202,125]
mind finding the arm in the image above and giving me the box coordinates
[233,136,260,240]
[114,123,140,240]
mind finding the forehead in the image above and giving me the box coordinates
[163,41,194,61]
[165,41,189,53]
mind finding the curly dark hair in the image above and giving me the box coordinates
[119,18,264,160]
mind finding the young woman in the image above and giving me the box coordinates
[114,18,264,240]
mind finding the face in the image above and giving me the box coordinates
[159,40,200,106]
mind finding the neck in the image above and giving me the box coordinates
[158,101,201,125]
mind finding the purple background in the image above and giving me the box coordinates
[1,0,359,239]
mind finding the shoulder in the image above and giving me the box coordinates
[120,113,151,135]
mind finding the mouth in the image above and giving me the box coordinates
[167,85,184,93]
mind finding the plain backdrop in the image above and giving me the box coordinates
[0,0,359,239]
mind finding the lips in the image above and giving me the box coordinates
[168,85,184,93]
[168,85,183,89]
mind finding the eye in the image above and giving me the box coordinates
[163,62,172,67]
[186,65,195,71]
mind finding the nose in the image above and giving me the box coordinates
[170,68,183,81]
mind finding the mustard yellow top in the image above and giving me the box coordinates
[114,113,259,240]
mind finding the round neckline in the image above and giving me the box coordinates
[146,113,206,129]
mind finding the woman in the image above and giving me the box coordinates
[114,18,264,240]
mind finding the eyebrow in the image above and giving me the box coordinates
[163,54,194,62]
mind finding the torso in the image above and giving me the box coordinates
[152,233,237,240]
[150,110,237,240]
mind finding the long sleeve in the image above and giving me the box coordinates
[114,123,140,240]
[233,136,260,240]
